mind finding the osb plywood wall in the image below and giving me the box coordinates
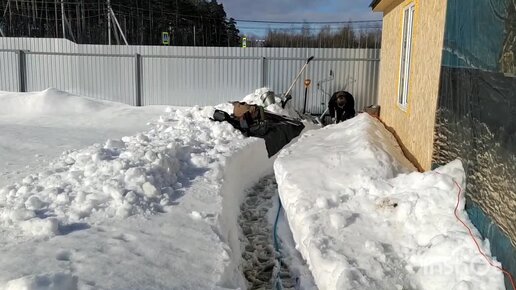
[377,0,447,170]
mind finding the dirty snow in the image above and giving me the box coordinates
[239,176,315,290]
[274,113,506,290]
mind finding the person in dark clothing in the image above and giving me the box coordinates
[328,91,356,124]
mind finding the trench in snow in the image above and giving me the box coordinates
[238,175,316,290]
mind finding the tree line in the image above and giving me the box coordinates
[259,25,382,48]
[0,0,241,46]
[0,0,382,48]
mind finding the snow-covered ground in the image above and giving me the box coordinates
[0,89,168,188]
[1,87,502,290]
[0,89,281,289]
[274,114,505,290]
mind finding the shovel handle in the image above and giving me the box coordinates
[282,56,315,100]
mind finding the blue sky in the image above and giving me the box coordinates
[218,0,381,37]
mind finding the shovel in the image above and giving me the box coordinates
[281,56,315,108]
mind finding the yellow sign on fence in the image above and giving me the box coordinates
[162,32,170,45]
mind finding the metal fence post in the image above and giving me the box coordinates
[135,53,142,106]
[17,50,26,92]
[262,57,267,87]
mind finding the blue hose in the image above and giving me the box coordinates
[273,195,284,290]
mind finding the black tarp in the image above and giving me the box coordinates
[212,110,305,158]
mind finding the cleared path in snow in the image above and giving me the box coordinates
[239,176,317,290]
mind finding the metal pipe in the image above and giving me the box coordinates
[61,0,66,39]
[135,53,142,106]
[54,0,58,37]
[267,57,379,61]
[107,0,111,45]
[303,86,308,114]
[303,79,312,114]
[142,55,262,60]
[25,51,134,57]
[110,7,128,45]
[17,50,26,92]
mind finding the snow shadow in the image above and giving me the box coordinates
[58,223,91,235]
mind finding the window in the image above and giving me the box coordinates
[398,3,415,110]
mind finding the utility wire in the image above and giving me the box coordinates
[2,0,382,27]
[235,19,382,24]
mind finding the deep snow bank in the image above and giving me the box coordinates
[0,106,247,235]
[0,88,122,115]
[0,89,167,188]
[274,114,505,290]
[0,102,274,289]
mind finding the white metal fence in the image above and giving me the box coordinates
[0,38,380,114]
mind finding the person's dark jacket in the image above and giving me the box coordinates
[328,91,356,123]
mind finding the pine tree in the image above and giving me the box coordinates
[0,0,241,46]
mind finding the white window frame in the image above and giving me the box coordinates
[398,3,415,110]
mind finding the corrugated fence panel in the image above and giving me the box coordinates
[0,38,75,53]
[141,56,262,106]
[25,53,79,93]
[266,58,306,109]
[24,53,135,105]
[76,55,136,105]
[0,51,19,91]
[0,38,379,112]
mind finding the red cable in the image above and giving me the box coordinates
[438,172,516,290]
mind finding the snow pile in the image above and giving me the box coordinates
[242,88,300,118]
[0,88,121,115]
[0,90,282,289]
[0,89,167,189]
[0,105,246,237]
[274,113,505,290]
[3,273,78,290]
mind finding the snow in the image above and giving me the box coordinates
[266,180,318,290]
[274,113,505,290]
[4,273,78,290]
[3,87,499,290]
[242,88,302,119]
[0,89,168,188]
[0,89,279,289]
